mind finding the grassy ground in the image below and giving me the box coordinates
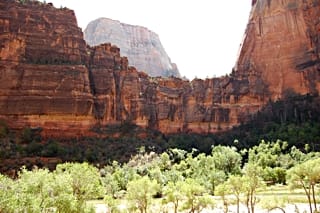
[257,184,314,204]
[91,184,317,213]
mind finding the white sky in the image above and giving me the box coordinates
[49,0,252,79]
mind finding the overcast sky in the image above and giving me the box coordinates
[49,0,252,79]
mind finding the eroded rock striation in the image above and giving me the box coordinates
[84,18,180,78]
[237,0,320,99]
[0,0,319,137]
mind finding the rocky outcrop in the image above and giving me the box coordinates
[236,0,320,99]
[84,18,180,77]
[0,0,319,138]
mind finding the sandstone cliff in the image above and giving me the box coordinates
[0,0,319,138]
[236,0,320,99]
[84,18,180,77]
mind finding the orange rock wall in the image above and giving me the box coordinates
[236,0,320,99]
[0,0,319,137]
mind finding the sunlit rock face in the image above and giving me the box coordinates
[84,18,180,78]
[236,0,320,100]
[0,0,319,137]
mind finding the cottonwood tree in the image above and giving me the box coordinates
[215,182,231,213]
[211,145,242,175]
[126,176,160,213]
[287,158,320,213]
[55,162,104,211]
[163,181,184,213]
[180,178,210,213]
[0,173,17,213]
[226,175,245,213]
[242,163,265,213]
[0,167,91,213]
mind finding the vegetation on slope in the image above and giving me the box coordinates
[0,94,319,174]
[1,141,320,212]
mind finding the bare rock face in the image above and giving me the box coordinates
[236,0,320,99]
[0,0,96,137]
[84,18,180,77]
[0,0,319,137]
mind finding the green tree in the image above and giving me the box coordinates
[211,145,242,175]
[104,195,122,213]
[47,171,81,213]
[0,173,16,213]
[0,167,95,213]
[112,162,137,191]
[215,182,231,213]
[126,176,160,213]
[180,178,207,213]
[242,163,265,213]
[226,175,245,213]
[287,158,320,213]
[248,140,288,168]
[15,167,53,212]
[163,181,184,213]
[55,162,104,211]
[21,127,33,143]
[0,120,8,138]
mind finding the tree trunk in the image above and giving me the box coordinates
[307,194,313,213]
[174,203,178,213]
[302,183,313,213]
[250,191,255,213]
[236,197,240,213]
[246,193,251,213]
[312,184,317,212]
[223,200,228,213]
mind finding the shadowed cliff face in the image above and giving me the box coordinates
[0,0,319,137]
[84,18,180,78]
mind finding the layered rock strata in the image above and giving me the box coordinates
[84,18,180,77]
[0,0,319,138]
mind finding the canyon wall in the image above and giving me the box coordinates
[84,18,180,78]
[236,0,320,99]
[0,0,319,138]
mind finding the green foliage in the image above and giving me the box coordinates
[287,158,320,213]
[215,182,231,213]
[262,167,287,185]
[0,166,96,213]
[55,162,104,206]
[226,175,246,213]
[163,181,184,213]
[212,145,242,175]
[0,173,16,213]
[101,170,120,198]
[242,163,266,213]
[21,127,33,143]
[126,176,160,213]
[2,141,320,212]
[179,178,207,213]
[110,162,137,191]
[248,140,288,168]
[104,195,122,213]
[0,120,8,138]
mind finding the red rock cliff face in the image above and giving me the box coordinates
[0,0,319,137]
[0,0,96,137]
[236,0,320,99]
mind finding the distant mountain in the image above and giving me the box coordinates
[84,18,180,77]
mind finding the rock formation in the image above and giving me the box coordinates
[84,18,180,77]
[236,0,320,99]
[0,0,319,138]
